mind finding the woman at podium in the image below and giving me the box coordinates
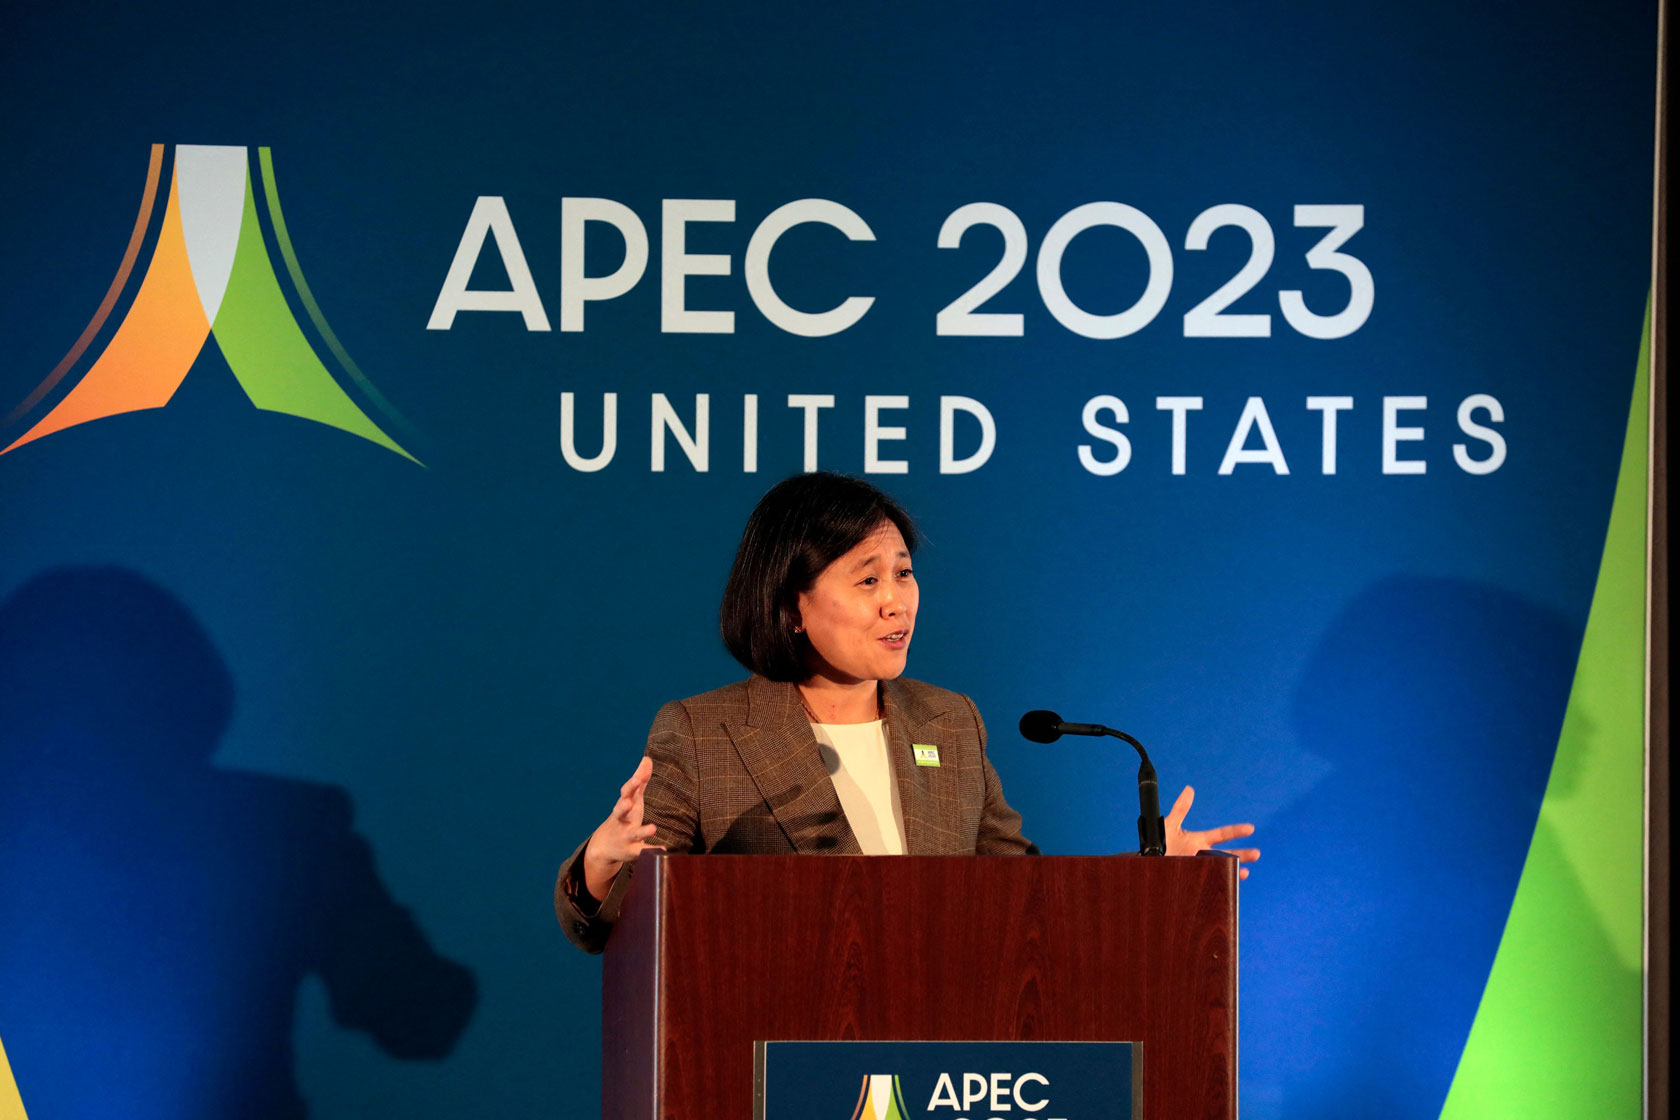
[556,473,1256,952]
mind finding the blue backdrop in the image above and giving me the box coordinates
[0,2,1656,1117]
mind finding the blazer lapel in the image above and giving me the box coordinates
[882,678,963,854]
[724,676,861,854]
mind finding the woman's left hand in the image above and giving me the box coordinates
[1164,785,1260,879]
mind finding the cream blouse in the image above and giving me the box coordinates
[809,719,907,855]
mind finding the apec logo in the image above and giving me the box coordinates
[852,1074,910,1120]
[2,144,420,464]
[8,148,1510,480]
[847,1071,1059,1120]
[758,1041,1134,1120]
[923,1070,1060,1120]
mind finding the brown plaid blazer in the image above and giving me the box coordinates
[555,675,1034,952]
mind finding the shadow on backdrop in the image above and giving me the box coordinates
[0,567,476,1119]
[1247,575,1621,1119]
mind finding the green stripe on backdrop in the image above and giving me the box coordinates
[1439,302,1650,1118]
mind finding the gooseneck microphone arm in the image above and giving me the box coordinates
[1018,710,1168,856]
[1105,727,1167,858]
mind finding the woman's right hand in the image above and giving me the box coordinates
[581,756,663,902]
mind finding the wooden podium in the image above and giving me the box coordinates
[602,853,1237,1119]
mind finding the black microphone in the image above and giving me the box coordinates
[1019,709,1106,741]
[1018,710,1168,857]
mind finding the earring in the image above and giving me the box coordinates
[793,625,805,634]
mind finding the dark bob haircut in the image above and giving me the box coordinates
[720,472,918,682]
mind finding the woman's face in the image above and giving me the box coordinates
[795,520,917,686]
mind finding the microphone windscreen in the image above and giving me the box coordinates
[1018,710,1064,743]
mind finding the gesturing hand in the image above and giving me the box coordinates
[581,757,664,902]
[1163,785,1260,879]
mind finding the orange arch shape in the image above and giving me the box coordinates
[2,145,166,431]
[3,162,210,455]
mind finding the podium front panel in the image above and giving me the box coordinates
[603,854,1237,1120]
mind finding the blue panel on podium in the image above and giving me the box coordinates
[756,1040,1139,1120]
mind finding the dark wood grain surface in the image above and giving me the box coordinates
[604,854,1237,1120]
